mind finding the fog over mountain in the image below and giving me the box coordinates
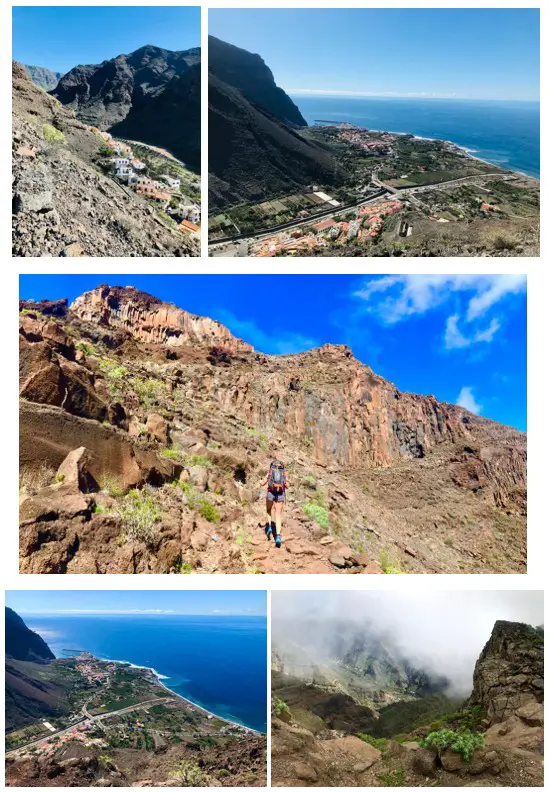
[272,591,543,697]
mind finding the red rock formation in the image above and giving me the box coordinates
[70,285,253,352]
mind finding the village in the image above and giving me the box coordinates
[251,197,403,255]
[93,129,201,236]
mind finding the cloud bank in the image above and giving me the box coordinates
[272,590,543,697]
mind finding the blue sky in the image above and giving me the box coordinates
[12,6,200,74]
[19,274,527,431]
[209,9,540,101]
[6,591,266,616]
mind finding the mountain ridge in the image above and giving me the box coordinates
[51,44,200,169]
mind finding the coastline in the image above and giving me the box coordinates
[310,120,540,181]
[68,652,264,735]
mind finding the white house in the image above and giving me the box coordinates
[114,157,130,168]
[160,174,181,190]
[188,204,200,224]
[132,160,146,171]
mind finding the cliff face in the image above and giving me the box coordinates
[51,45,200,169]
[469,620,543,726]
[23,64,62,91]
[70,285,252,353]
[18,286,527,575]
[5,607,55,662]
[208,36,306,127]
[208,37,342,209]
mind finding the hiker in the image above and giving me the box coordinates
[259,460,288,548]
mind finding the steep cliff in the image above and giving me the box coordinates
[18,286,526,575]
[208,37,342,209]
[23,64,62,91]
[52,45,200,169]
[6,607,55,663]
[5,608,69,732]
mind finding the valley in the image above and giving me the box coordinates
[271,605,544,787]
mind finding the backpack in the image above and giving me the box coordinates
[268,461,286,492]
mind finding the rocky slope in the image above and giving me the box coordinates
[24,64,62,91]
[12,62,198,256]
[271,620,543,787]
[19,285,526,574]
[5,608,70,731]
[208,36,342,210]
[52,45,200,169]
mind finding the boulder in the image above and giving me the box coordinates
[516,701,543,727]
[412,748,437,776]
[146,413,169,445]
[56,447,98,493]
[293,762,317,782]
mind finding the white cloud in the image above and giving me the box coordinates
[445,315,501,350]
[216,309,319,355]
[353,275,524,352]
[466,275,526,320]
[457,386,482,414]
[353,275,525,325]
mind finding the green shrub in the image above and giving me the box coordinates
[272,697,289,717]
[246,427,268,451]
[302,500,329,529]
[376,767,406,787]
[185,454,215,468]
[98,475,125,498]
[99,358,128,396]
[169,760,213,787]
[357,733,388,751]
[115,487,161,543]
[75,340,98,356]
[189,493,220,524]
[43,123,65,144]
[421,729,484,762]
[379,551,407,574]
[55,472,65,483]
[161,448,180,459]
[130,377,165,408]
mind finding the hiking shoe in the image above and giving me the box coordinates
[265,524,272,540]
[275,536,282,548]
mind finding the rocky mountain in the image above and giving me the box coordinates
[23,64,62,91]
[6,607,55,663]
[272,620,543,787]
[12,62,197,256]
[52,44,201,169]
[208,36,341,209]
[19,285,526,574]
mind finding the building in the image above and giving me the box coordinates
[180,220,199,233]
[160,174,181,190]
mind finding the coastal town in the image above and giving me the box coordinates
[209,123,539,257]
[6,654,264,786]
[94,130,201,238]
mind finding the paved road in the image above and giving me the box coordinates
[208,189,389,249]
[6,697,174,757]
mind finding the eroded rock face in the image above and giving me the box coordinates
[469,620,544,727]
[70,285,253,353]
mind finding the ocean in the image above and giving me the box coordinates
[292,95,540,178]
[25,614,267,733]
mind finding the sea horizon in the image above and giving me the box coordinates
[24,613,267,733]
[291,94,540,178]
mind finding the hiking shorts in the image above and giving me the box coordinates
[267,489,285,503]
